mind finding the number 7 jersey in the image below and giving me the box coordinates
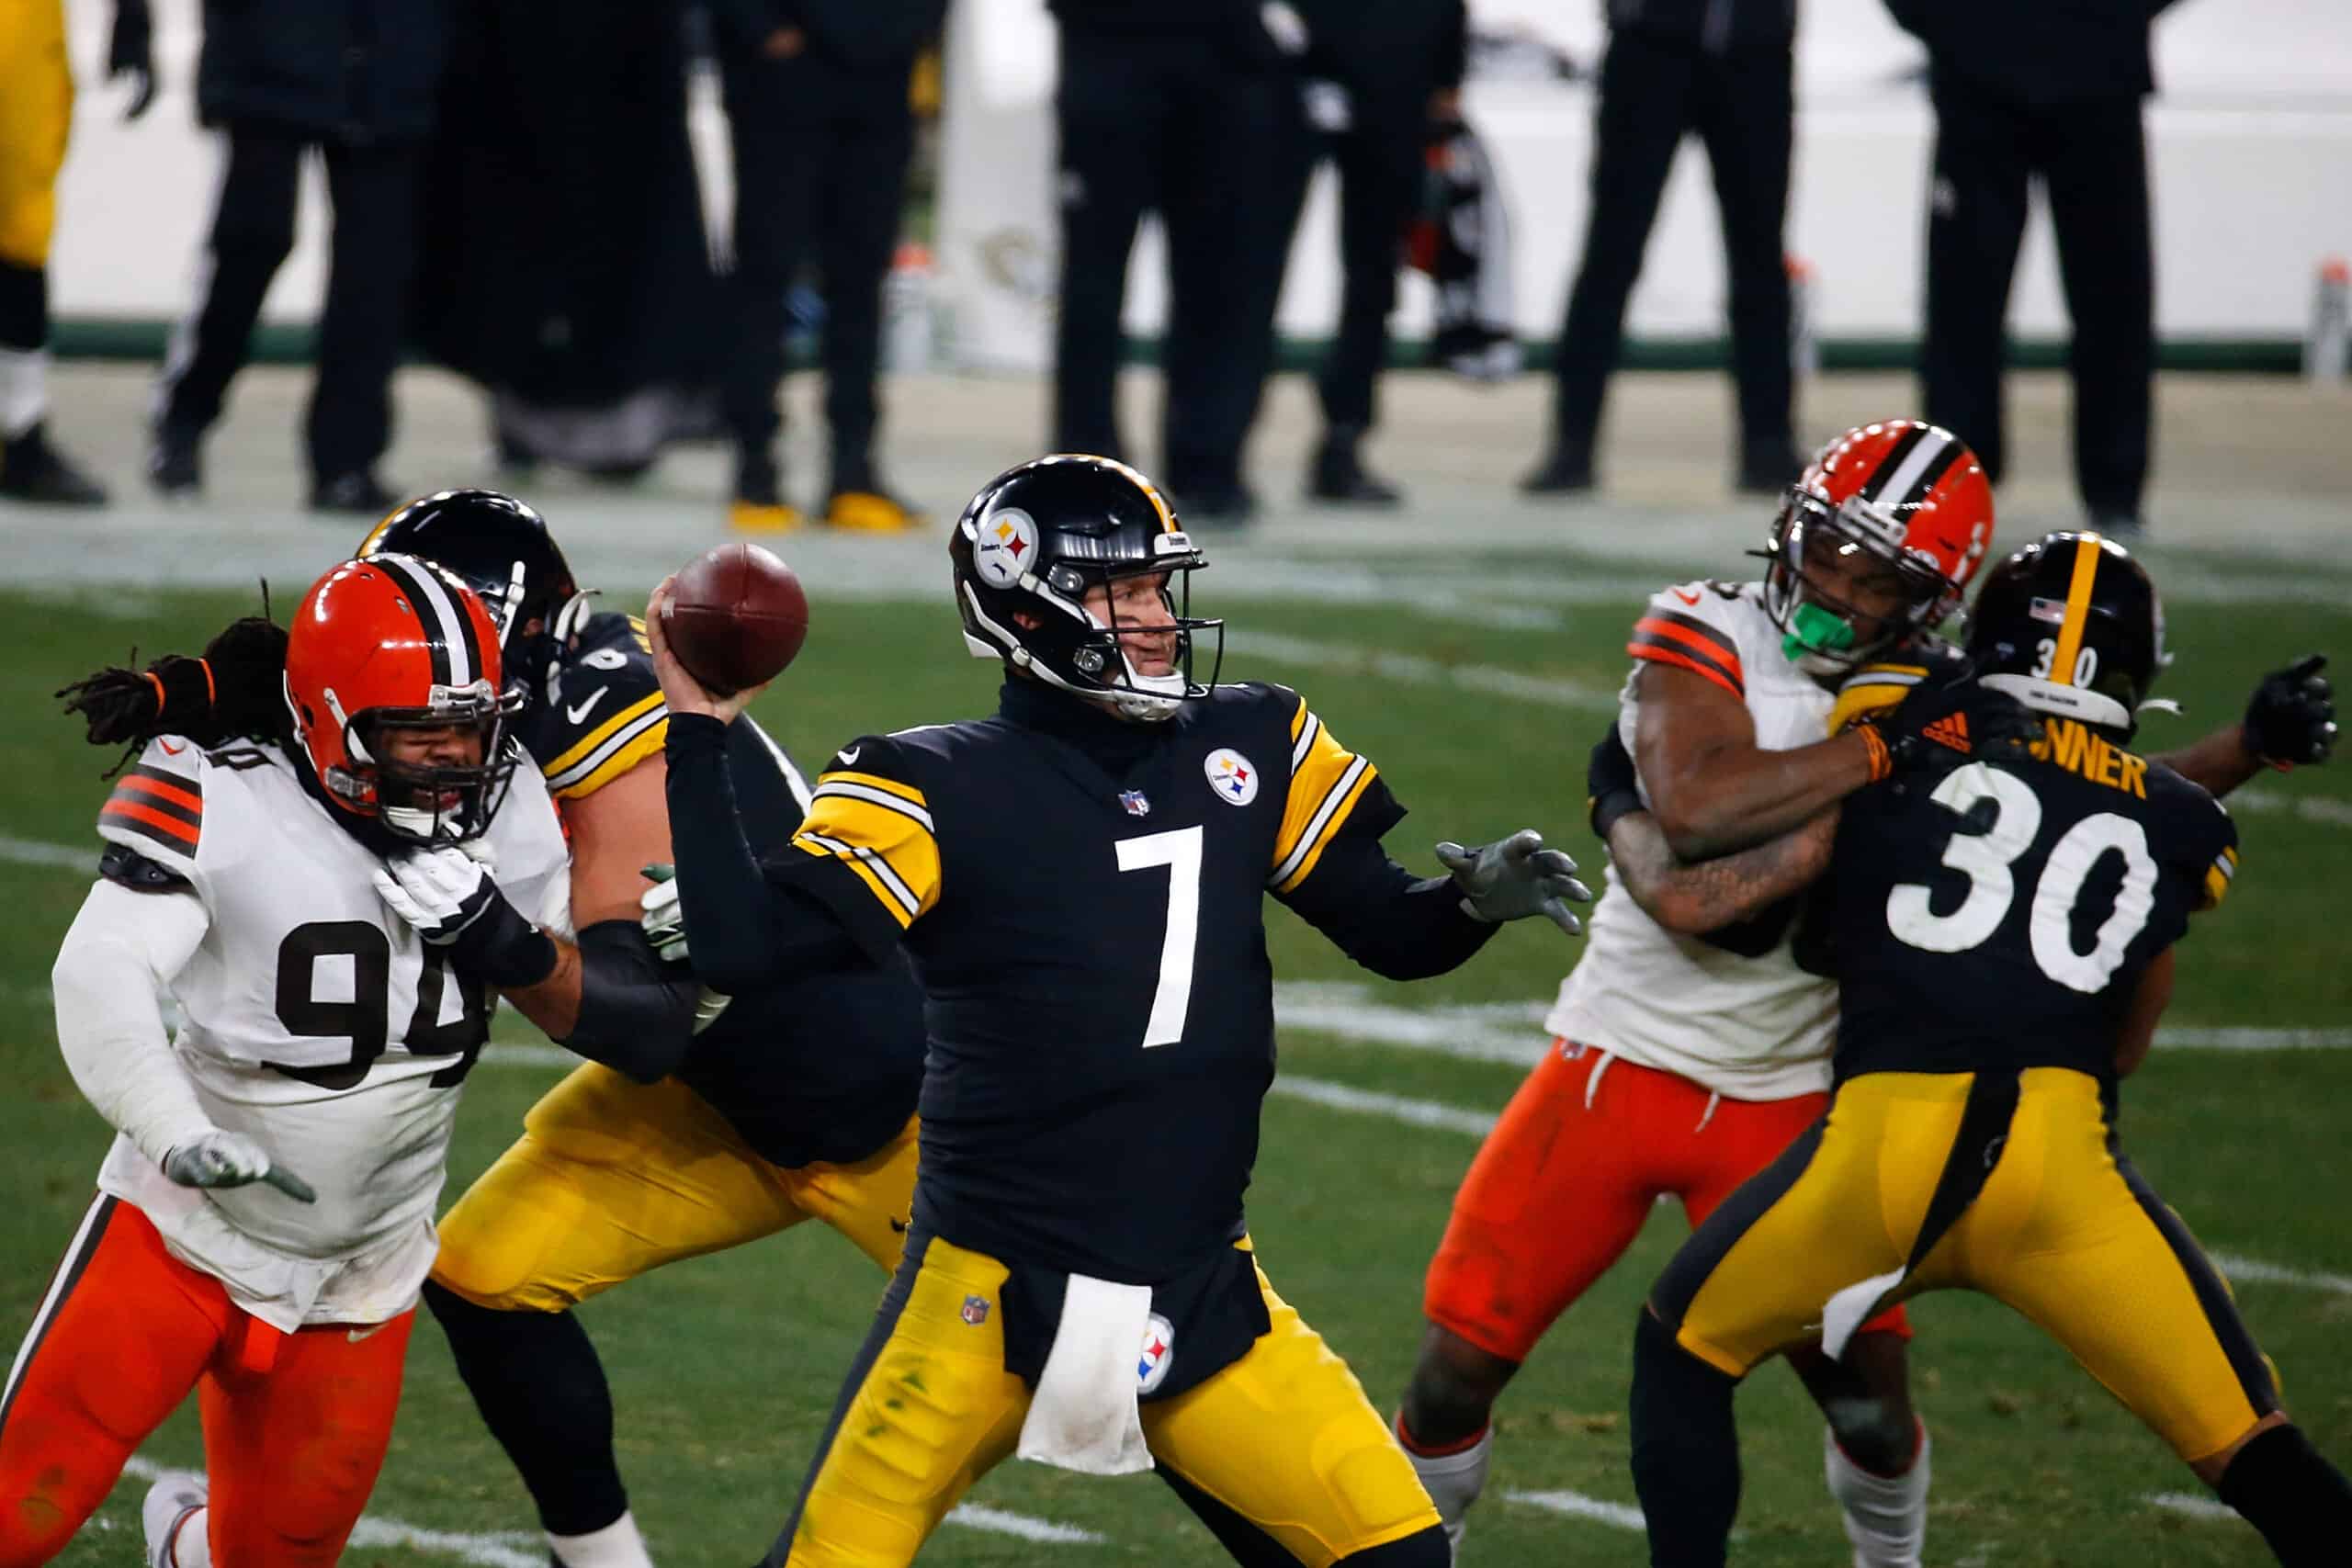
[1827,717,2238,1081]
[90,736,571,1329]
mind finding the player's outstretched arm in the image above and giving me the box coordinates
[1588,723,1837,934]
[52,874,314,1203]
[1635,664,1880,862]
[1278,824,1590,979]
[2149,656,2335,798]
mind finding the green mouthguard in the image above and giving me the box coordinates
[1783,603,1858,662]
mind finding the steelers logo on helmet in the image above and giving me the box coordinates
[1136,1313,1176,1395]
[971,506,1041,589]
[1204,748,1259,806]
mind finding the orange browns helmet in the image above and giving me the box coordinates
[281,554,524,842]
[1760,420,1996,670]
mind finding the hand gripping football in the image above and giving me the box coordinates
[659,542,809,696]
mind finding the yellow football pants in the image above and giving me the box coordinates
[780,1235,1440,1567]
[0,0,73,268]
[1655,1066,2282,1464]
[432,1064,918,1312]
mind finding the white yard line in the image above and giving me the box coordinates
[940,1504,1105,1545]
[2208,1253,2352,1297]
[1502,1488,1647,1531]
[0,834,94,870]
[2143,1491,2245,1525]
[1269,1075,1499,1137]
[2230,788,2352,832]
[1227,631,1623,714]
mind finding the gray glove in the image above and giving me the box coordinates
[640,862,687,963]
[163,1130,317,1203]
[1436,830,1593,936]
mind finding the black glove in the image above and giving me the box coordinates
[109,0,155,122]
[2243,655,2335,770]
[1861,671,2040,783]
[1587,724,1645,841]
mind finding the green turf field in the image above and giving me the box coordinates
[6,556,2347,1566]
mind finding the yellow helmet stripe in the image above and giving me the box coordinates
[2047,534,2105,689]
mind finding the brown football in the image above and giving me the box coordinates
[659,542,809,697]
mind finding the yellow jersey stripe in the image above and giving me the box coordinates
[2202,864,2232,909]
[2047,535,2105,690]
[796,832,922,925]
[790,789,943,922]
[816,768,930,811]
[552,716,669,800]
[545,691,664,777]
[1288,696,1310,747]
[1271,758,1377,894]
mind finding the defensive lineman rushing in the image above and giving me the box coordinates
[356,491,925,1568]
[653,455,1590,1568]
[7,556,570,1566]
[1630,534,2352,1566]
[1392,422,2338,1565]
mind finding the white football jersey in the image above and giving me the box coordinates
[92,736,570,1329]
[1545,580,1840,1100]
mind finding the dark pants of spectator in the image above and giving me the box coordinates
[1053,28,1284,499]
[1548,30,1793,458]
[1278,91,1428,436]
[154,123,419,483]
[1922,70,2152,520]
[719,48,914,492]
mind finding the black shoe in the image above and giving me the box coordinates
[1736,437,1801,497]
[0,423,108,506]
[1521,442,1595,495]
[310,471,398,515]
[1308,428,1404,506]
[2088,511,2145,539]
[148,424,202,500]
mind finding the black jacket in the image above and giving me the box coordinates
[1606,0,1796,53]
[198,0,449,144]
[1296,0,1467,101]
[706,0,944,67]
[1888,0,2177,105]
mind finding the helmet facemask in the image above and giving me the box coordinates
[316,679,524,843]
[1761,491,1961,673]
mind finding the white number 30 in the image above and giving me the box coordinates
[1887,763,2157,993]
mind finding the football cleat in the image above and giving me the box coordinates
[141,1470,208,1568]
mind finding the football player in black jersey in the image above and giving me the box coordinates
[649,454,1592,1568]
[353,491,927,1568]
[1624,533,2352,1567]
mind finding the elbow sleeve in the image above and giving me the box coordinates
[563,921,699,1083]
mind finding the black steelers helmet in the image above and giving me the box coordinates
[358,489,581,702]
[949,455,1223,721]
[1965,530,2167,737]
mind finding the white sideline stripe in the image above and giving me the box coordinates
[941,1504,1105,1545]
[2210,1252,2352,1297]
[1227,631,1622,714]
[2155,1027,2352,1050]
[1504,1488,1647,1531]
[2231,787,2352,832]
[121,1456,1100,1554]
[2144,1491,2246,1525]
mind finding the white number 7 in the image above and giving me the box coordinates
[1116,826,1203,1048]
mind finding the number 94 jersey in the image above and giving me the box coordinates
[91,736,571,1328]
[1829,717,2239,1082]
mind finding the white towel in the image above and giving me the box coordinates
[1016,1273,1155,1475]
[1821,1266,1909,1361]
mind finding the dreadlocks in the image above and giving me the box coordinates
[59,610,292,778]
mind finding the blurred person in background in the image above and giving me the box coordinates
[415,0,724,486]
[0,0,150,506]
[708,0,943,534]
[147,0,450,513]
[1889,0,2179,536]
[1048,0,1298,526]
[1279,0,1469,508]
[1523,0,1800,499]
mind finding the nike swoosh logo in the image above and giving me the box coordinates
[1672,589,1701,606]
[839,747,862,766]
[565,687,609,726]
[345,1321,394,1344]
[159,739,187,755]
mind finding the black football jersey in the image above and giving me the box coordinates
[775,681,1402,1281]
[1831,716,2239,1082]
[515,609,922,1168]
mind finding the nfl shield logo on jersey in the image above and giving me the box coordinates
[1203,749,1258,807]
[961,1294,991,1326]
[1120,789,1151,817]
[1136,1313,1176,1394]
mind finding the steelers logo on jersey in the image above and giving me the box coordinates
[972,508,1041,588]
[1204,748,1260,807]
[1137,1312,1176,1394]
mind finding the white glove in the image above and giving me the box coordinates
[163,1130,317,1203]
[1261,0,1309,55]
[640,863,688,964]
[371,844,502,945]
[1436,830,1595,936]
[693,987,732,1034]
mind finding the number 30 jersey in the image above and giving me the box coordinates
[1828,718,2238,1082]
[91,736,571,1328]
